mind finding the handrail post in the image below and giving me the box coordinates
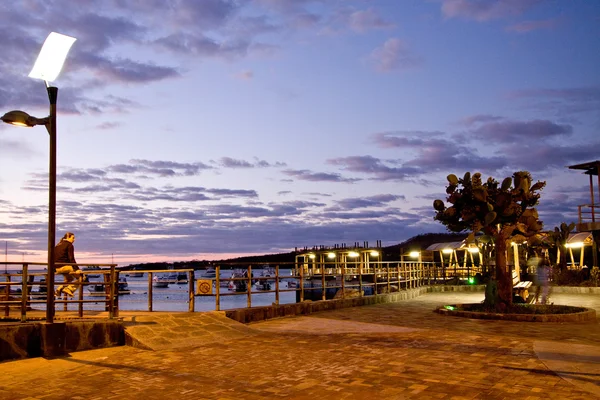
[188,270,194,312]
[215,266,220,311]
[148,272,153,311]
[21,265,29,322]
[113,268,119,318]
[387,261,391,293]
[108,265,115,319]
[247,265,252,308]
[321,262,326,301]
[358,261,363,297]
[299,262,304,302]
[78,272,84,318]
[274,265,280,306]
[4,274,10,317]
[341,263,345,299]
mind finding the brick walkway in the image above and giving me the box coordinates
[0,292,598,399]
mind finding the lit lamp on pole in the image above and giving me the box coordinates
[1,32,76,323]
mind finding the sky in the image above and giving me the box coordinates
[0,0,599,267]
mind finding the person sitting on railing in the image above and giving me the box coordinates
[54,232,81,297]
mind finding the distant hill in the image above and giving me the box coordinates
[121,232,467,270]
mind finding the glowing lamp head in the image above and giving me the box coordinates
[369,251,379,257]
[409,251,420,258]
[348,251,359,258]
[468,247,480,253]
[442,248,453,254]
[1,110,49,127]
[308,254,315,259]
[566,242,584,249]
[29,32,77,82]
[327,252,336,259]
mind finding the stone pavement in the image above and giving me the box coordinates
[0,292,598,399]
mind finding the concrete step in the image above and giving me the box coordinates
[123,311,257,351]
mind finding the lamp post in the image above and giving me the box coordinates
[1,32,75,323]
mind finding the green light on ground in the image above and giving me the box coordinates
[444,305,456,311]
[468,277,475,284]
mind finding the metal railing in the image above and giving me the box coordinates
[578,203,599,224]
[0,262,118,322]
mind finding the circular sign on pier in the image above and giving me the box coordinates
[196,279,213,295]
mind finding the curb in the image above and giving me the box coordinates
[435,305,597,323]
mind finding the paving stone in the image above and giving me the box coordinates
[0,291,598,399]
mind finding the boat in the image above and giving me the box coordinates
[203,267,217,279]
[176,272,188,284]
[82,266,102,278]
[87,277,131,296]
[152,275,169,288]
[254,280,272,291]
[222,269,246,288]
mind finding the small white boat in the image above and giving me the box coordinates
[152,275,169,288]
[203,267,217,279]
[222,269,245,288]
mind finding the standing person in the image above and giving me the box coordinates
[54,232,81,297]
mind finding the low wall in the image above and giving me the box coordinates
[225,287,429,323]
[0,319,124,362]
[549,286,600,294]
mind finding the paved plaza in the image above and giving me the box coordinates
[0,291,598,399]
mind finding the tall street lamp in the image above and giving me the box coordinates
[1,32,76,323]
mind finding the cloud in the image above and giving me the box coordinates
[217,157,283,168]
[440,0,541,22]
[333,194,405,210]
[506,86,600,119]
[506,18,560,33]
[347,8,396,32]
[369,38,422,72]
[75,52,180,83]
[470,119,572,142]
[367,120,598,178]
[322,7,395,35]
[458,114,505,126]
[282,169,360,183]
[110,159,213,177]
[327,155,425,181]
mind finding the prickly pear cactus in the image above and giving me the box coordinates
[433,171,546,307]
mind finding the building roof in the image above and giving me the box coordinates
[567,232,593,244]
[426,241,465,251]
[568,161,600,176]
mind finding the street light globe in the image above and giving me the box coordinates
[29,32,77,82]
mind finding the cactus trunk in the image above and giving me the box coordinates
[494,237,512,306]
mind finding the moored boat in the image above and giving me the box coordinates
[152,275,169,288]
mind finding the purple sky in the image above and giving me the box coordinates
[0,0,599,266]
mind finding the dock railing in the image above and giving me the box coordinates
[0,262,119,322]
[1,260,485,322]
